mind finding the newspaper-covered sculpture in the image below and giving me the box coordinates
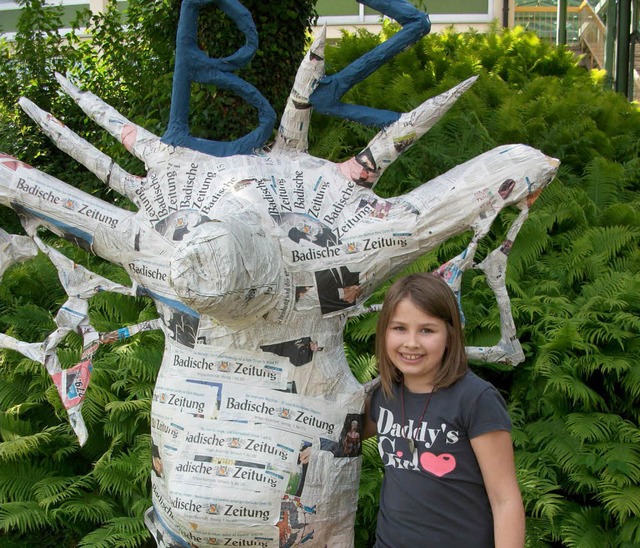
[0,0,560,546]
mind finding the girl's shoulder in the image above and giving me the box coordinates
[369,380,401,406]
[446,370,499,398]
[445,371,511,433]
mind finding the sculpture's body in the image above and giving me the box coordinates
[0,1,559,546]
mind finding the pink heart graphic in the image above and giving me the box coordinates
[396,451,403,458]
[419,452,456,477]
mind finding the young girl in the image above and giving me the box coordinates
[365,273,525,547]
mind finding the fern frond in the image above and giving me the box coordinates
[536,433,583,475]
[50,433,82,462]
[538,320,598,355]
[92,444,150,499]
[555,226,637,287]
[621,363,640,402]
[517,466,565,521]
[0,411,36,440]
[530,182,589,232]
[51,494,116,524]
[79,383,118,431]
[32,474,96,510]
[89,293,154,331]
[564,413,626,443]
[0,379,32,411]
[580,319,636,350]
[0,461,58,503]
[1,303,56,343]
[597,485,640,523]
[77,516,150,548]
[104,398,150,418]
[356,436,383,544]
[597,443,640,486]
[103,399,152,440]
[345,312,378,343]
[0,501,51,533]
[309,119,351,161]
[620,517,640,546]
[580,265,637,300]
[345,351,378,384]
[582,156,626,211]
[505,215,553,280]
[0,425,69,462]
[559,506,612,548]
[544,369,605,409]
[589,227,639,264]
[573,353,631,380]
[512,293,570,324]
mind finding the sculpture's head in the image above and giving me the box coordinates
[169,207,286,324]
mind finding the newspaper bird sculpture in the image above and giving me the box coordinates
[0,0,559,546]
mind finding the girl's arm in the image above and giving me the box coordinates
[471,430,525,548]
[363,396,377,440]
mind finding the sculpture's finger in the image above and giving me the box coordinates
[18,97,145,203]
[403,144,559,254]
[0,151,135,257]
[273,27,327,153]
[358,76,478,187]
[465,339,525,366]
[55,73,160,163]
[0,334,44,363]
[432,241,479,326]
[34,237,135,300]
[469,204,531,366]
[0,228,38,278]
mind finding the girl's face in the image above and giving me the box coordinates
[385,298,448,392]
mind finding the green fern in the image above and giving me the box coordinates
[77,516,152,548]
[33,475,97,510]
[53,494,117,524]
[0,501,55,534]
[0,461,58,503]
[558,506,615,548]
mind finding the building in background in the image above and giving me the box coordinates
[0,0,516,38]
[315,0,514,38]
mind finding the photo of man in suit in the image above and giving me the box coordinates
[314,266,361,315]
[260,337,323,367]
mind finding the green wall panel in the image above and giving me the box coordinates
[317,0,490,17]
[0,5,87,34]
[317,0,361,17]
[2,0,494,34]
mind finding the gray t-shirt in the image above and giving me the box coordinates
[369,370,512,548]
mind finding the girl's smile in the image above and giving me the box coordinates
[385,298,448,392]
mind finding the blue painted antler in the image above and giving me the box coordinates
[309,0,431,127]
[162,0,276,156]
[162,0,430,156]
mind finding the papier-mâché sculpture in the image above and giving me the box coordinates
[0,0,559,546]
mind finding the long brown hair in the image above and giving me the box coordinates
[375,273,468,398]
